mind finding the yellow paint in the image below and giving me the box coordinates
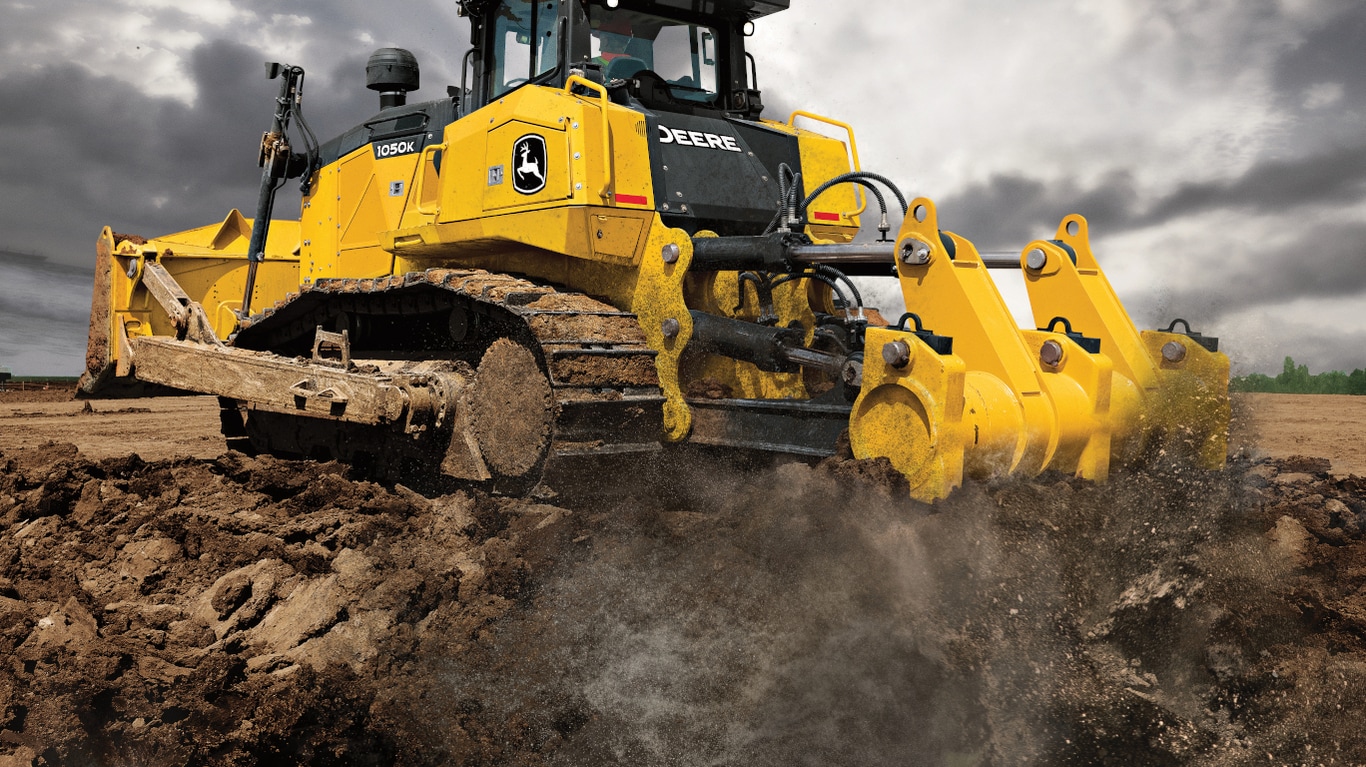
[787,110,865,217]
[1021,215,1229,468]
[1140,330,1231,469]
[630,221,695,441]
[851,327,967,500]
[1017,330,1113,481]
[483,120,572,211]
[679,258,814,400]
[93,213,300,372]
[757,117,862,241]
[845,197,1129,498]
[893,198,1056,475]
[1022,215,1159,391]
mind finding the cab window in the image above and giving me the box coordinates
[491,0,561,98]
[588,7,718,104]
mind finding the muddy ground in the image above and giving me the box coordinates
[0,394,1364,765]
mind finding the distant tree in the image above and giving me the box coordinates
[1349,369,1366,396]
[1275,356,1311,391]
[1230,357,1365,395]
[1230,372,1276,393]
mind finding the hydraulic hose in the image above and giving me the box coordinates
[769,270,855,319]
[765,163,802,235]
[802,170,908,215]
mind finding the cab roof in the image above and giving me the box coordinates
[460,0,788,21]
[646,0,789,19]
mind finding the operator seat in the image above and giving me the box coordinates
[605,56,649,82]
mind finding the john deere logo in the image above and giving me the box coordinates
[512,134,547,195]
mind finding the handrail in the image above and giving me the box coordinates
[787,110,866,217]
[565,75,613,199]
[414,143,446,217]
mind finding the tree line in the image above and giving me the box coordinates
[1231,357,1366,395]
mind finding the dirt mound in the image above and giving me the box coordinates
[0,383,76,404]
[0,444,1363,765]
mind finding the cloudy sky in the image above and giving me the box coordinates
[0,0,1362,375]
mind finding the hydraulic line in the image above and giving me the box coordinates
[773,264,864,318]
[803,170,908,215]
[765,163,802,235]
[800,171,910,241]
[734,271,778,324]
[769,269,855,319]
[241,64,306,319]
[814,263,864,316]
[805,177,889,229]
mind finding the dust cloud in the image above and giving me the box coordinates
[410,450,1355,766]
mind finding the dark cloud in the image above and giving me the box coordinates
[0,1,1359,376]
[1213,320,1366,377]
[0,39,381,267]
[0,35,378,373]
[1273,2,1366,109]
[1266,325,1366,376]
[940,140,1366,252]
[0,252,91,375]
[1143,144,1366,224]
[1131,220,1366,318]
[935,171,1140,250]
[0,44,274,263]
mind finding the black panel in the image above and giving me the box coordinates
[731,117,803,197]
[649,113,800,236]
[316,97,459,168]
[686,397,850,458]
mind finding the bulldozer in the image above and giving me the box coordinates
[80,0,1230,501]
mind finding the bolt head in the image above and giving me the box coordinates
[1026,248,1048,271]
[1040,339,1064,367]
[900,239,932,266]
[882,340,911,368]
[661,243,681,264]
[841,359,864,387]
[661,317,681,340]
[1161,341,1187,363]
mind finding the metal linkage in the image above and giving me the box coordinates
[241,62,318,319]
[690,235,1026,273]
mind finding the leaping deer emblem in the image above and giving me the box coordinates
[517,143,544,184]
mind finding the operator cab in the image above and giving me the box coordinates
[461,0,788,119]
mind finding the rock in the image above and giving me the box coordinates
[249,575,348,654]
[0,745,39,767]
[210,571,254,620]
[1245,464,1278,487]
[1267,516,1313,569]
[1279,455,1332,475]
[116,537,183,581]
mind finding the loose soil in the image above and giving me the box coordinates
[1232,393,1366,478]
[0,393,1362,765]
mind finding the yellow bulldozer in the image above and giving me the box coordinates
[80,0,1229,501]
